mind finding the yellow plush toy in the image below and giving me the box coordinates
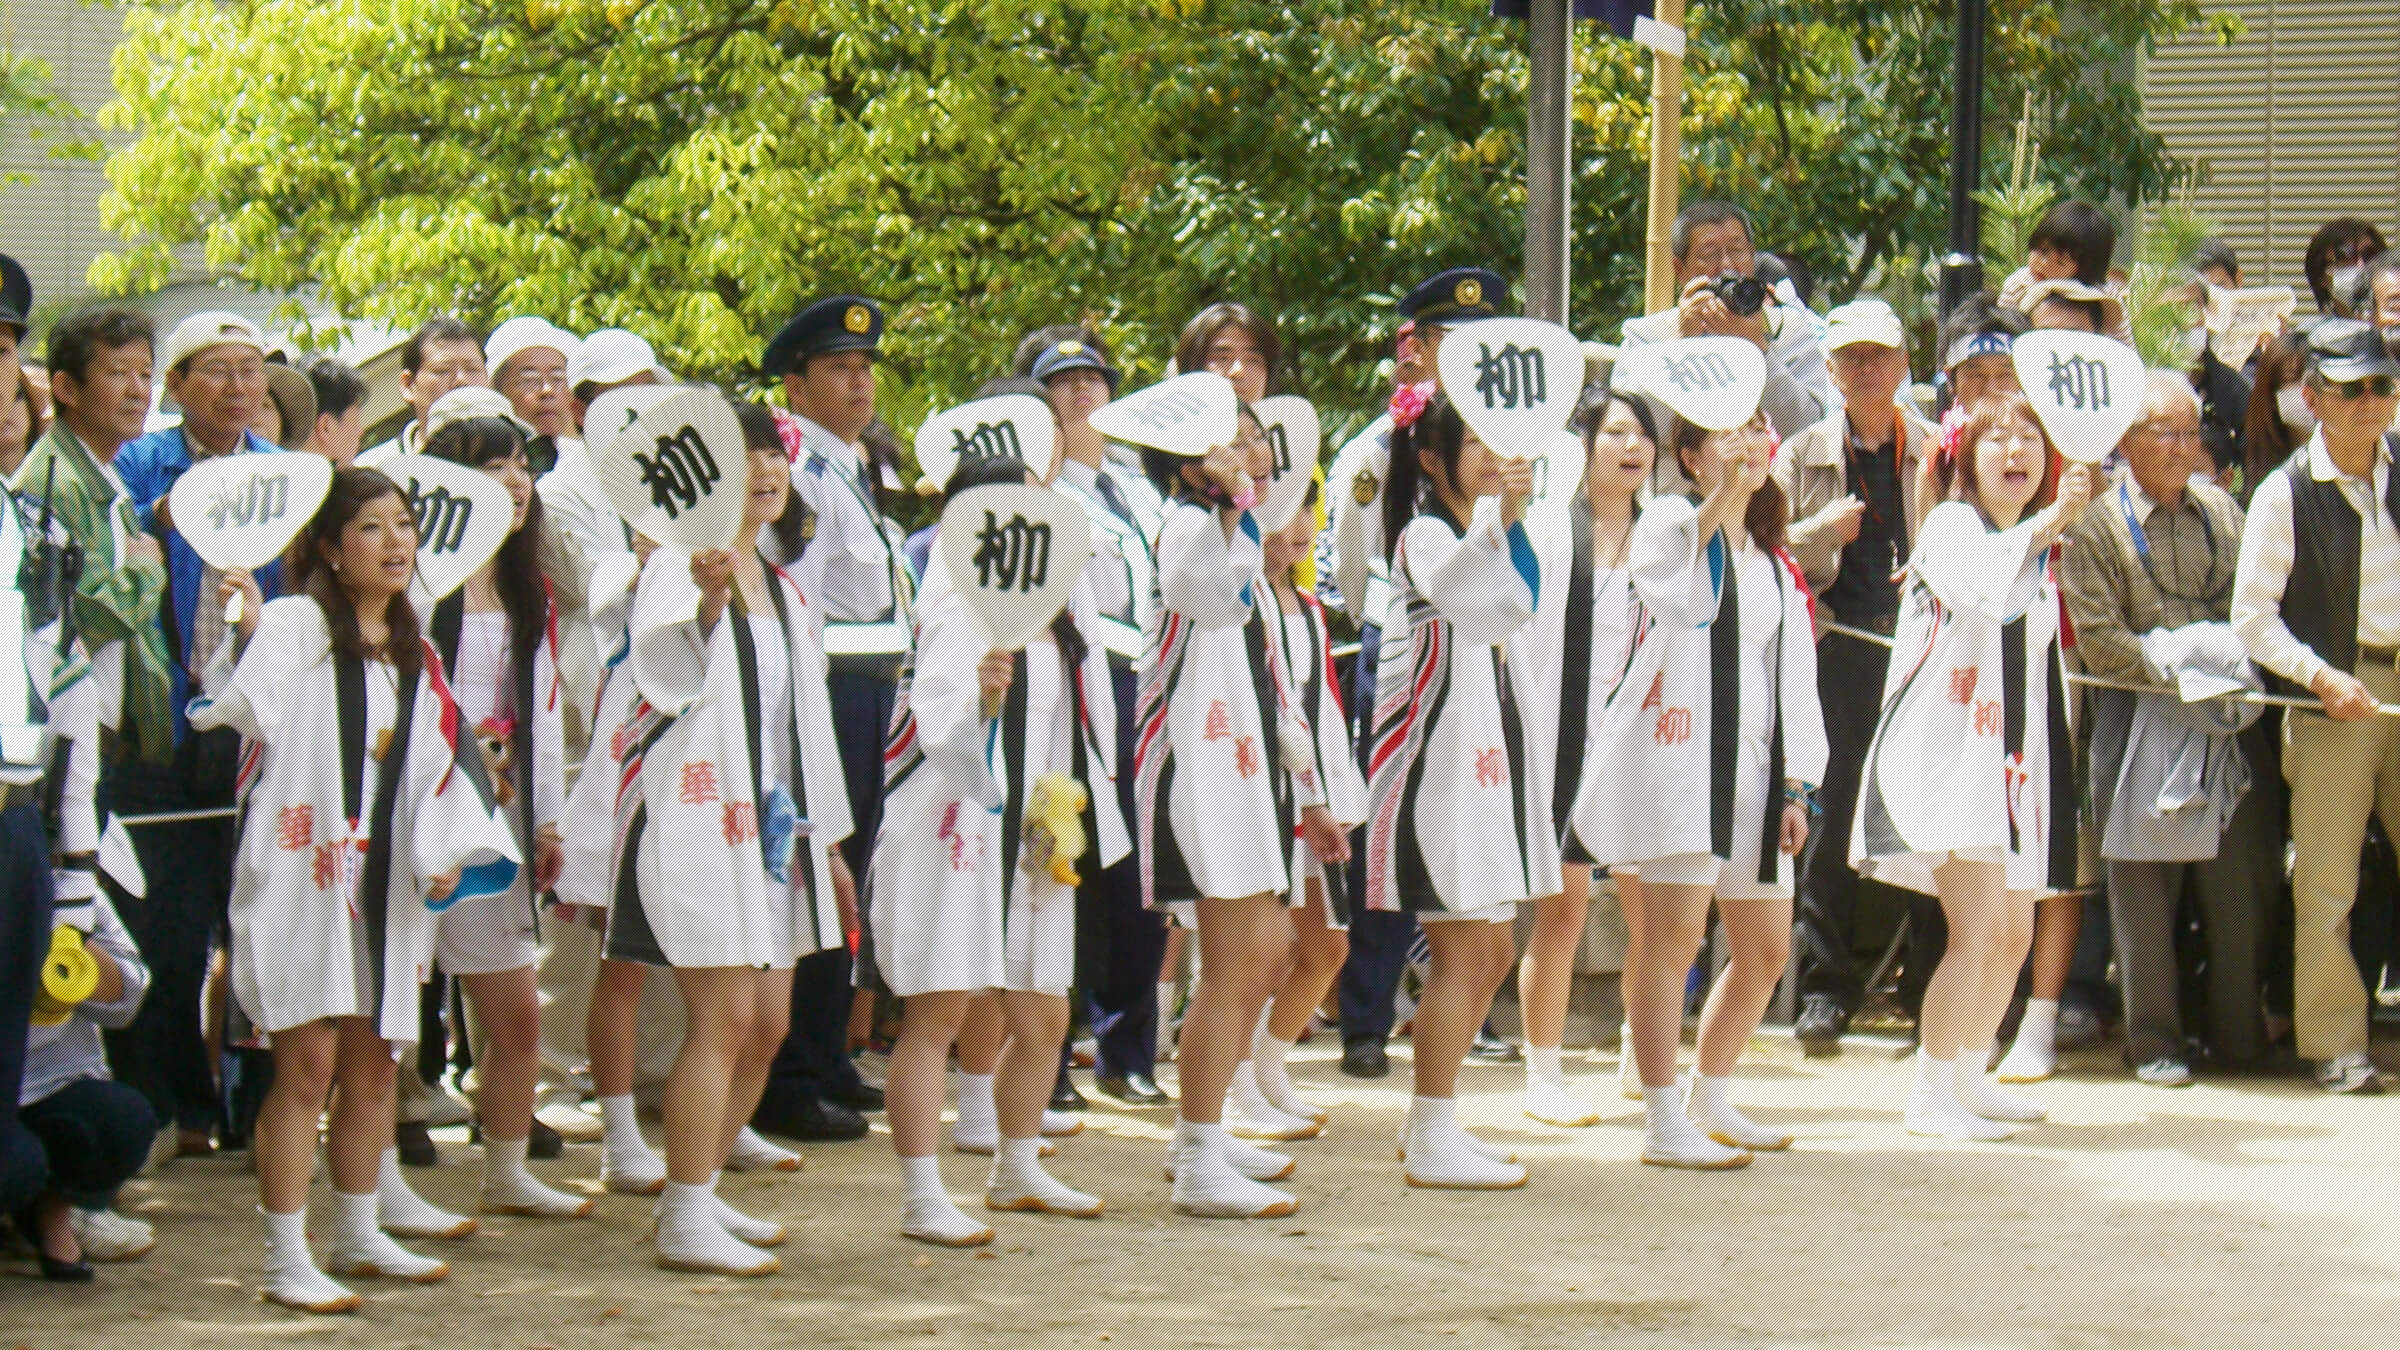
[32,925,99,1027]
[1023,772,1089,887]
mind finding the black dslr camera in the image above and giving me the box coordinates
[1708,271,1768,318]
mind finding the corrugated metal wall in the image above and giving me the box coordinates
[2145,1,2400,291]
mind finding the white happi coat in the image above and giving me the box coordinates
[1571,497,1827,874]
[556,551,640,911]
[869,560,1129,996]
[1269,589,1368,907]
[1363,498,1561,914]
[1852,502,2070,895]
[1525,498,1644,844]
[192,598,520,1042]
[1135,502,1322,908]
[616,549,852,967]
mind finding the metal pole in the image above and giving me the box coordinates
[1938,0,1988,318]
[1641,0,1686,314]
[1524,0,1573,325]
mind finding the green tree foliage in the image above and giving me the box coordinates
[96,0,2207,438]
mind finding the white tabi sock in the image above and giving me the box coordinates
[953,1071,1000,1154]
[260,1206,358,1314]
[327,1189,448,1282]
[482,1134,592,1217]
[1685,1073,1791,1150]
[1640,1085,1747,1169]
[899,1153,991,1246]
[377,1147,476,1239]
[1954,1043,2047,1122]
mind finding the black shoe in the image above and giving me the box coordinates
[528,1117,564,1160]
[38,1250,95,1283]
[1095,1072,1172,1106]
[1794,995,1849,1057]
[395,1119,439,1168]
[831,1081,885,1113]
[752,1096,869,1142]
[1049,1070,1089,1112]
[1340,1039,1390,1079]
[1468,1029,1521,1064]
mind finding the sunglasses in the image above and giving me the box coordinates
[2327,376,2399,400]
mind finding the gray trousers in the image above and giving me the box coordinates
[2100,719,2278,1068]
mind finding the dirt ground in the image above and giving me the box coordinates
[9,1034,2399,1350]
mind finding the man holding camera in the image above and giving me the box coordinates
[1620,201,1833,475]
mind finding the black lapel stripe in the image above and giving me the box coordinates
[1553,500,1595,829]
[2044,641,2077,890]
[1495,648,1532,893]
[1244,605,1293,843]
[759,571,819,932]
[359,664,423,1019]
[2002,614,2027,854]
[1759,562,1788,886]
[1709,537,1739,860]
[999,649,1030,911]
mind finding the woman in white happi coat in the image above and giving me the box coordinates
[1135,406,1342,1220]
[1851,391,2093,1141]
[869,453,1128,1246]
[1571,407,1826,1171]
[374,414,589,1240]
[1363,387,1558,1191]
[1224,474,1365,1140]
[190,468,520,1313]
[1522,387,1657,1125]
[606,402,855,1277]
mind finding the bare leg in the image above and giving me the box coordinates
[1179,894,1293,1125]
[714,968,792,1171]
[993,991,1070,1142]
[1628,883,1713,1089]
[258,1021,338,1215]
[888,992,971,1158]
[1518,878,1586,1052]
[459,967,541,1144]
[1266,883,1348,1043]
[2028,893,2081,1002]
[662,968,758,1186]
[586,958,648,1100]
[1693,899,1792,1078]
[955,992,1006,1075]
[1409,921,1512,1101]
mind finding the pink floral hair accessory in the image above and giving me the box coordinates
[1388,380,1436,431]
[1936,403,1970,466]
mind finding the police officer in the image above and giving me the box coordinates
[1322,265,1518,1078]
[752,295,907,1141]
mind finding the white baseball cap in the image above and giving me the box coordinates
[1823,299,1906,353]
[568,328,669,393]
[485,316,582,377]
[162,310,269,372]
[425,385,534,441]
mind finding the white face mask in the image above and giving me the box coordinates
[2277,384,2317,436]
[2331,264,2368,313]
[2178,326,2208,364]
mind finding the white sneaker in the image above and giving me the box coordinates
[726,1125,802,1173]
[327,1229,450,1283]
[415,1091,473,1129]
[1524,1076,1601,1128]
[1167,1125,1296,1219]
[68,1207,155,1262]
[1225,1063,1320,1141]
[1039,1110,1084,1139]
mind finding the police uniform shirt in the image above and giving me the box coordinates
[785,412,906,626]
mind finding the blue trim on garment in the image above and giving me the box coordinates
[437,857,519,911]
[1504,519,1540,606]
[1703,530,1727,628]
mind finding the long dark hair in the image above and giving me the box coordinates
[1383,392,1468,558]
[1671,414,1789,552]
[1173,302,1283,396]
[733,400,812,561]
[2239,331,2309,502]
[423,416,547,669]
[288,467,425,682]
[944,453,1086,668]
[1141,403,1266,509]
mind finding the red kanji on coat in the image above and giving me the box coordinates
[721,801,758,846]
[1971,699,2003,737]
[311,839,340,891]
[1473,747,1507,789]
[1203,698,1233,742]
[1640,672,1665,712]
[276,804,314,853]
[1947,666,1979,705]
[1655,707,1693,746]
[678,761,721,806]
[1233,735,1261,779]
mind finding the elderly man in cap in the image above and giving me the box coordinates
[1318,265,1511,1079]
[358,315,488,467]
[2066,371,2271,1086]
[534,327,667,565]
[750,294,904,1143]
[1771,299,1937,1053]
[1619,200,1833,457]
[2234,318,2400,1094]
[486,317,581,475]
[108,310,290,1155]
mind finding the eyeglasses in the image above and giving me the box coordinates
[2327,376,2399,400]
[2132,423,2205,445]
[505,369,568,394]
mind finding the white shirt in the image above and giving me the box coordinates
[536,439,631,562]
[2231,429,2400,689]
[355,420,421,469]
[785,412,905,628]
